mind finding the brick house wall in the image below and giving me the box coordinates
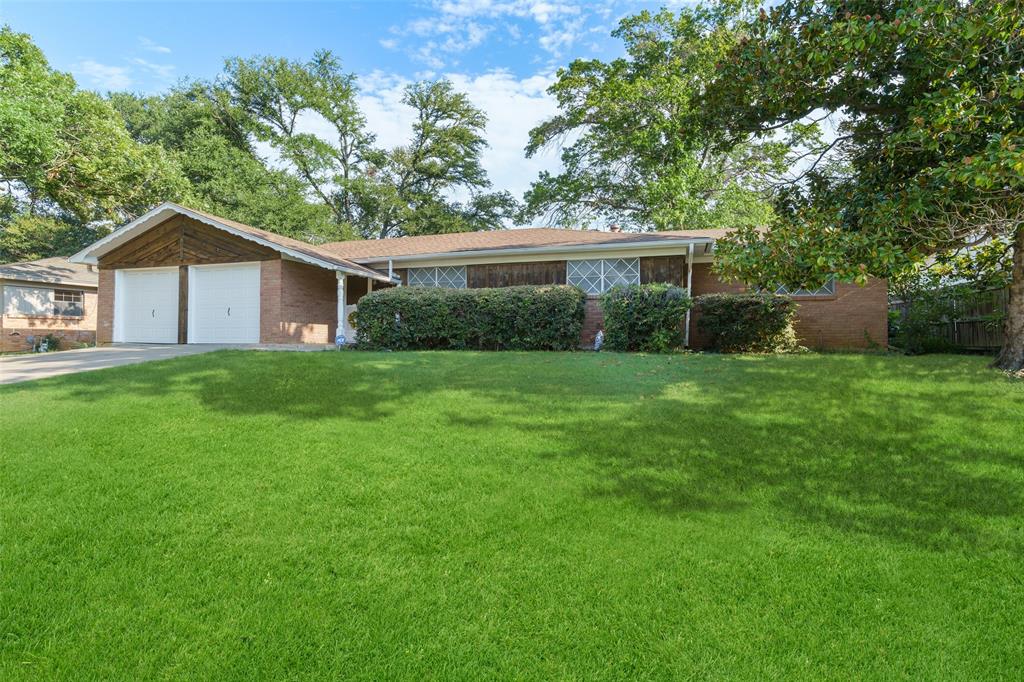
[686,262,887,350]
[1,282,98,352]
[261,259,338,344]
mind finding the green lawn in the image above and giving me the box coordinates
[2,351,1022,679]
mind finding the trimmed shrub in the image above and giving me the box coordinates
[599,283,692,353]
[353,285,586,351]
[695,293,799,353]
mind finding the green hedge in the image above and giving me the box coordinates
[599,283,692,353]
[352,285,586,351]
[695,293,799,353]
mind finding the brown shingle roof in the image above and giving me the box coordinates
[179,205,390,280]
[0,257,98,287]
[321,227,730,261]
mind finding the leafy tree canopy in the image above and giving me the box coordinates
[703,0,1024,369]
[0,26,188,261]
[522,3,815,231]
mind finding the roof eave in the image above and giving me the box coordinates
[70,202,393,283]
[347,237,717,264]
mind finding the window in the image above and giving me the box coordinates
[774,278,836,298]
[2,286,84,317]
[54,289,85,316]
[566,258,640,295]
[407,266,467,288]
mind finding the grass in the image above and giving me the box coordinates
[1,351,1022,679]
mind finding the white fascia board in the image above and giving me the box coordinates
[353,238,717,269]
[70,202,395,283]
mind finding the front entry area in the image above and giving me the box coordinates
[188,263,260,344]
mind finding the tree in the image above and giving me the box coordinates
[705,1,1024,371]
[522,5,811,231]
[222,53,516,239]
[0,27,187,258]
[110,87,337,243]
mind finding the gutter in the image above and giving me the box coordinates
[349,237,717,265]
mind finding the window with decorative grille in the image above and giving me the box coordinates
[566,258,640,294]
[406,266,467,288]
[774,278,836,297]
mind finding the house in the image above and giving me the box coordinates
[70,202,888,349]
[1,257,99,352]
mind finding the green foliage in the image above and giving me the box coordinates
[110,88,338,243]
[703,0,1024,368]
[599,283,692,352]
[223,54,517,239]
[353,285,585,351]
[695,293,798,353]
[0,27,187,222]
[0,213,103,262]
[523,4,805,231]
[0,27,188,259]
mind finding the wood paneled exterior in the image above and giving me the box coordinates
[640,255,685,286]
[467,260,567,288]
[99,216,278,269]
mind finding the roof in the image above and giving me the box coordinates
[69,202,396,283]
[322,227,732,261]
[0,257,98,288]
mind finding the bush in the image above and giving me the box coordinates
[695,293,799,353]
[353,285,586,351]
[599,283,692,353]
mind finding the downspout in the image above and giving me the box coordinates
[388,258,397,286]
[684,242,694,347]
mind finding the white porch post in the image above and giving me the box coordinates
[684,242,694,347]
[336,272,347,343]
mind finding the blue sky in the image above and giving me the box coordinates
[1,0,678,200]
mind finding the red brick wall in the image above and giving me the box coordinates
[260,259,338,344]
[97,269,114,344]
[687,263,888,350]
[580,298,604,348]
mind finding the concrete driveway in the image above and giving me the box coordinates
[0,344,234,385]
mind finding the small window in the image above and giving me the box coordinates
[407,266,467,288]
[53,289,85,316]
[774,278,836,298]
[566,258,640,295]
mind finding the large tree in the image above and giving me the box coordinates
[705,1,1024,371]
[110,87,337,243]
[522,4,812,231]
[0,27,187,261]
[222,52,516,239]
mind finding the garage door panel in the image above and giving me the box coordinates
[117,268,179,343]
[188,263,261,344]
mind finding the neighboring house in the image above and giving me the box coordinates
[1,257,99,352]
[70,202,888,349]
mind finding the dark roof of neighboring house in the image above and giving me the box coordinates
[321,227,731,261]
[0,257,98,288]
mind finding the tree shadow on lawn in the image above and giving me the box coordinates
[26,350,1024,554]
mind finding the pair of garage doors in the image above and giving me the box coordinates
[115,263,260,344]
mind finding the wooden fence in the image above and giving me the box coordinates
[890,287,1007,351]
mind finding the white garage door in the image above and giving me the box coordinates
[188,262,261,344]
[116,268,179,343]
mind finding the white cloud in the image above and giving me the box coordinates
[379,38,399,50]
[74,60,133,91]
[391,0,596,67]
[139,36,172,54]
[130,58,176,82]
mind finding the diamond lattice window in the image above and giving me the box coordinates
[566,258,640,294]
[407,266,467,288]
[774,277,836,298]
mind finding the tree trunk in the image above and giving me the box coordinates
[995,225,1024,372]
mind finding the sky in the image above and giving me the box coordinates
[1,0,683,203]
